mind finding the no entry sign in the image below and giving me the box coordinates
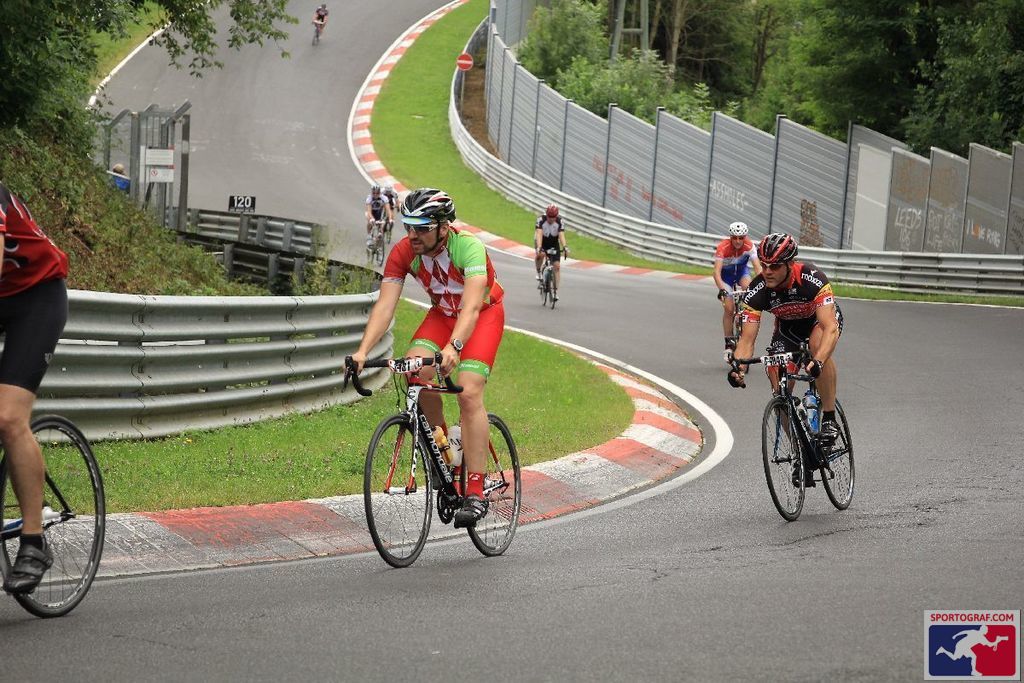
[456,53,474,71]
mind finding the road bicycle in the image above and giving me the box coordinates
[312,19,325,46]
[366,219,386,266]
[732,346,854,521]
[723,288,748,363]
[537,247,560,309]
[344,354,521,568]
[0,415,105,617]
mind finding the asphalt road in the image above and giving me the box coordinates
[6,1,1022,680]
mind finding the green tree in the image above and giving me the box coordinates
[776,0,925,138]
[559,50,675,122]
[518,0,609,88]
[903,0,1024,155]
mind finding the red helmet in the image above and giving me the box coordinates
[545,204,559,219]
[757,232,798,264]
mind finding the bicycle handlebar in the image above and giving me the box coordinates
[343,353,463,397]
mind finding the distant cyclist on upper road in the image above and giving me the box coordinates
[349,188,505,529]
[727,232,844,451]
[534,204,569,301]
[714,221,761,360]
[365,184,391,248]
[313,4,329,34]
[0,182,69,595]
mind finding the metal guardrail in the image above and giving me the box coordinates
[451,23,1024,295]
[178,208,327,257]
[35,290,391,441]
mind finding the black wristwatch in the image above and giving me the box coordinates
[450,338,464,353]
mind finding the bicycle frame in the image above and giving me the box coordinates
[347,355,508,501]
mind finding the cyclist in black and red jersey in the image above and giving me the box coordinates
[0,182,69,594]
[728,232,844,452]
[533,204,569,300]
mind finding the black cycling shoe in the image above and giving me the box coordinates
[3,539,53,595]
[791,467,815,488]
[453,495,488,529]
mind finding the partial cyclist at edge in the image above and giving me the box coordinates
[534,204,569,301]
[382,184,399,240]
[349,188,505,528]
[727,233,845,464]
[713,221,761,361]
[0,182,69,595]
[364,183,392,248]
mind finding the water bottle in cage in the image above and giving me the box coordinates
[803,389,820,432]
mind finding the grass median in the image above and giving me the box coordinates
[93,300,634,512]
[371,0,1023,308]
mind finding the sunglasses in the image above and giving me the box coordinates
[763,262,788,271]
[402,217,440,234]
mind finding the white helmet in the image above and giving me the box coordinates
[728,221,748,237]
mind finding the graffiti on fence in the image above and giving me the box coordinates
[966,220,1003,250]
[709,178,748,212]
[799,199,824,247]
[592,157,684,221]
[925,206,963,253]
[893,205,924,251]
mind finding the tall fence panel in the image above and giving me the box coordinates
[771,117,848,248]
[603,106,656,219]
[844,125,907,250]
[1009,142,1024,256]
[706,113,774,238]
[534,84,567,189]
[963,144,1012,254]
[923,148,968,253]
[561,106,609,206]
[508,66,539,175]
[884,149,930,251]
[650,112,710,231]
[485,30,504,146]
[496,46,516,161]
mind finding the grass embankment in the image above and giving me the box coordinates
[95,299,633,512]
[372,0,1024,308]
[0,130,258,295]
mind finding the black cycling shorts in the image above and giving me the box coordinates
[0,278,68,393]
[540,237,561,262]
[767,304,844,354]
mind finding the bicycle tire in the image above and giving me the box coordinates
[363,414,432,568]
[761,398,805,521]
[539,268,549,306]
[467,414,521,557]
[375,240,385,267]
[0,415,105,618]
[549,273,557,309]
[820,399,855,510]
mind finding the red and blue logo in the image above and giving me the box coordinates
[925,611,1020,680]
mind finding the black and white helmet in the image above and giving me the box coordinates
[401,188,455,225]
[728,221,748,237]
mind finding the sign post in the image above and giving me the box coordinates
[456,52,474,110]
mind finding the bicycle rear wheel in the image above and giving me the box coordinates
[0,415,105,618]
[761,398,805,521]
[820,399,854,510]
[468,414,521,557]
[364,415,432,568]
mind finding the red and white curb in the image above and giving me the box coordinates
[95,359,703,577]
[345,0,710,284]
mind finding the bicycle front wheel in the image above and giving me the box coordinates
[0,415,105,618]
[467,414,522,557]
[364,415,432,568]
[821,399,855,510]
[549,274,557,309]
[761,398,805,521]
